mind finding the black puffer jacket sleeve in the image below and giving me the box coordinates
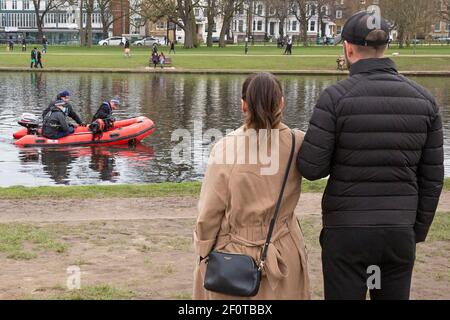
[296,89,336,180]
[415,107,444,242]
[67,104,83,125]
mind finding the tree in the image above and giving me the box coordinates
[272,0,290,39]
[316,0,333,39]
[32,0,65,42]
[292,0,314,46]
[380,0,440,48]
[441,0,450,23]
[79,0,86,46]
[205,0,217,47]
[140,0,200,48]
[85,0,95,47]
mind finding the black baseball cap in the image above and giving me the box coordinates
[334,11,390,46]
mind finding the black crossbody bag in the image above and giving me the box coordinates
[203,131,296,297]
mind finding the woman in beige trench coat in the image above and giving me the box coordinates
[193,73,310,300]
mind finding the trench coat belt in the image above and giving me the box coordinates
[216,222,291,291]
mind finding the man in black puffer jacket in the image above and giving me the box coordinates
[297,11,444,300]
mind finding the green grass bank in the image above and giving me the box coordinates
[1,44,450,72]
[0,178,448,199]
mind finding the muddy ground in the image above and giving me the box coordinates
[0,193,449,300]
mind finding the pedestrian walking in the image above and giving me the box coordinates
[8,36,14,51]
[22,37,27,52]
[30,47,37,68]
[42,36,48,54]
[169,41,175,54]
[36,50,43,68]
[124,39,131,57]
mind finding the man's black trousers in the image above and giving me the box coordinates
[320,226,416,300]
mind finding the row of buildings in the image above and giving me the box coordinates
[1,0,449,45]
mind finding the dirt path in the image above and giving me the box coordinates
[0,193,448,300]
[1,192,449,223]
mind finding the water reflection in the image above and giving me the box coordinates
[0,72,448,186]
[16,145,154,185]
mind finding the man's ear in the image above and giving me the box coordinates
[241,99,247,113]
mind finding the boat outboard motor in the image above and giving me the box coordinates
[18,113,40,135]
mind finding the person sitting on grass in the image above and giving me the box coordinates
[42,100,75,139]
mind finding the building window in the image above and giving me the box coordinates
[12,0,18,9]
[336,10,342,19]
[0,0,5,10]
[446,23,450,32]
[435,21,441,32]
[310,20,316,32]
[257,20,262,31]
[23,0,30,9]
[292,20,297,31]
[194,8,200,17]
[238,20,244,32]
[257,4,263,16]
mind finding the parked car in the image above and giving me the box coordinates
[435,37,450,44]
[133,37,163,46]
[98,37,126,46]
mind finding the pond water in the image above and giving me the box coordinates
[0,72,448,186]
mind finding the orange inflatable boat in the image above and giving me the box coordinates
[14,116,156,147]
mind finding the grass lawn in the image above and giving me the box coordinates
[1,44,450,71]
[0,178,447,199]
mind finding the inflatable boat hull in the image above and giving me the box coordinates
[14,116,155,147]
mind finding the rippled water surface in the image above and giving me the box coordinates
[0,72,448,186]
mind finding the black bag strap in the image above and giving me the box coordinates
[205,130,296,262]
[259,130,296,270]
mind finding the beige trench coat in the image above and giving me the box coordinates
[193,123,310,300]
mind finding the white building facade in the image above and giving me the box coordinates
[0,0,107,44]
[172,0,336,45]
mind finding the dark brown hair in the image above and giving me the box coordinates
[241,73,256,101]
[355,29,388,55]
[243,73,283,131]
